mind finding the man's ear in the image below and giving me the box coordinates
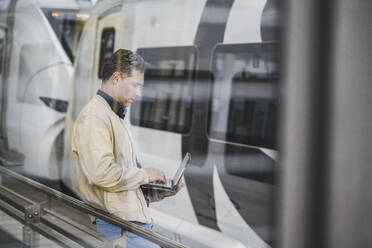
[110,72,121,84]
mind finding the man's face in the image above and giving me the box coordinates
[113,69,144,107]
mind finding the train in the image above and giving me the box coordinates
[0,0,91,180]
[0,0,280,247]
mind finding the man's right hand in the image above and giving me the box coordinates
[144,168,166,183]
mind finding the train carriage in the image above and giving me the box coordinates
[0,0,91,182]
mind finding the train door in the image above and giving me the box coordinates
[65,6,125,189]
[91,8,125,97]
[207,42,279,246]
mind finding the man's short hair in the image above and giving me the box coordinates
[101,49,146,83]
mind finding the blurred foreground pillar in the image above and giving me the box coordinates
[279,0,372,247]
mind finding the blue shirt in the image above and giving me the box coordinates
[97,90,127,119]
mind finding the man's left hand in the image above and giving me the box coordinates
[160,179,185,198]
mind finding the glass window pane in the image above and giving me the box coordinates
[209,43,279,149]
[42,8,87,63]
[130,46,196,134]
[98,28,115,79]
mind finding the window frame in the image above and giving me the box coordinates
[129,45,198,135]
[207,42,279,149]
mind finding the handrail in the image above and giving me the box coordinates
[0,166,188,248]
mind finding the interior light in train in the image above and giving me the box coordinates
[76,13,89,20]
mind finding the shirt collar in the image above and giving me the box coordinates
[97,90,127,119]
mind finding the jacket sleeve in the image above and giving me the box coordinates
[72,112,149,192]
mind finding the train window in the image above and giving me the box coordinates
[42,8,87,63]
[98,28,115,79]
[208,43,279,149]
[130,46,196,134]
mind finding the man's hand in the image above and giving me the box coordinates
[160,179,185,198]
[144,168,166,183]
[175,179,185,192]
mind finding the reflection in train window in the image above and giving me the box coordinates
[130,46,196,134]
[98,28,115,79]
[72,30,95,121]
[18,44,60,104]
[209,43,279,149]
[42,8,87,63]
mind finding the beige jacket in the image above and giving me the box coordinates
[71,95,151,223]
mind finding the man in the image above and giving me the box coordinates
[71,49,183,248]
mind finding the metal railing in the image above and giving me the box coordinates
[0,166,188,248]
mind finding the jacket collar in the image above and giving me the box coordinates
[97,90,127,119]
